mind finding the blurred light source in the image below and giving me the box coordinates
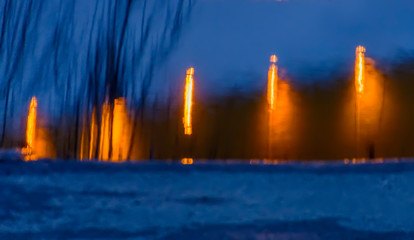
[89,107,97,160]
[99,102,111,161]
[181,158,193,165]
[183,67,194,135]
[111,98,129,162]
[355,45,366,96]
[268,55,278,112]
[22,97,37,161]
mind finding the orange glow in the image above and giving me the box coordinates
[355,56,384,158]
[22,97,37,161]
[80,126,85,160]
[267,79,298,159]
[181,158,193,165]
[267,55,278,111]
[89,107,97,160]
[354,46,384,158]
[355,45,366,95]
[26,97,37,153]
[111,98,129,162]
[91,98,131,162]
[99,102,111,161]
[183,68,194,135]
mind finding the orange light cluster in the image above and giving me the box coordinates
[181,158,193,165]
[268,55,278,111]
[94,98,130,162]
[17,48,380,162]
[183,67,194,135]
[355,45,366,95]
[99,102,111,161]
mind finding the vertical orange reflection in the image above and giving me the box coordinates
[355,46,366,96]
[26,97,37,154]
[265,54,297,159]
[269,80,295,158]
[354,45,384,158]
[99,102,111,161]
[183,67,194,135]
[80,125,85,160]
[90,98,131,162]
[111,98,129,162]
[89,107,97,160]
[268,55,278,112]
[22,97,37,161]
[355,46,366,157]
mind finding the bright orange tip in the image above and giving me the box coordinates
[270,55,278,63]
[186,67,194,75]
[355,45,366,95]
[267,55,278,111]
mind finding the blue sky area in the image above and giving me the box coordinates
[163,0,414,95]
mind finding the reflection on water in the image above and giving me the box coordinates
[356,55,385,158]
[265,54,300,160]
[11,48,412,161]
[183,68,194,136]
[111,98,131,162]
[21,97,54,161]
[181,158,194,165]
[267,55,278,112]
[268,79,298,159]
[89,107,98,160]
[79,98,132,162]
[22,97,37,161]
[251,159,281,165]
[98,102,111,161]
[343,158,385,164]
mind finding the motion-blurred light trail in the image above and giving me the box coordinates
[354,45,384,159]
[85,98,131,162]
[355,45,366,158]
[268,55,278,112]
[89,108,97,160]
[22,97,37,161]
[111,98,129,162]
[355,46,366,96]
[99,102,111,161]
[183,67,194,135]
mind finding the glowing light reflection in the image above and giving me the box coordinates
[22,97,37,161]
[111,98,129,162]
[355,46,366,96]
[181,158,193,165]
[183,68,194,135]
[268,55,278,111]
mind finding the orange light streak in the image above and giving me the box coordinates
[183,67,194,135]
[91,98,131,162]
[111,98,129,162]
[99,102,111,161]
[268,55,278,111]
[355,45,366,158]
[355,45,366,95]
[89,107,97,159]
[80,126,85,160]
[22,97,37,161]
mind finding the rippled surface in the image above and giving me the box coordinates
[1,159,414,239]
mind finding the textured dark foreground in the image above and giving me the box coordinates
[0,158,414,239]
